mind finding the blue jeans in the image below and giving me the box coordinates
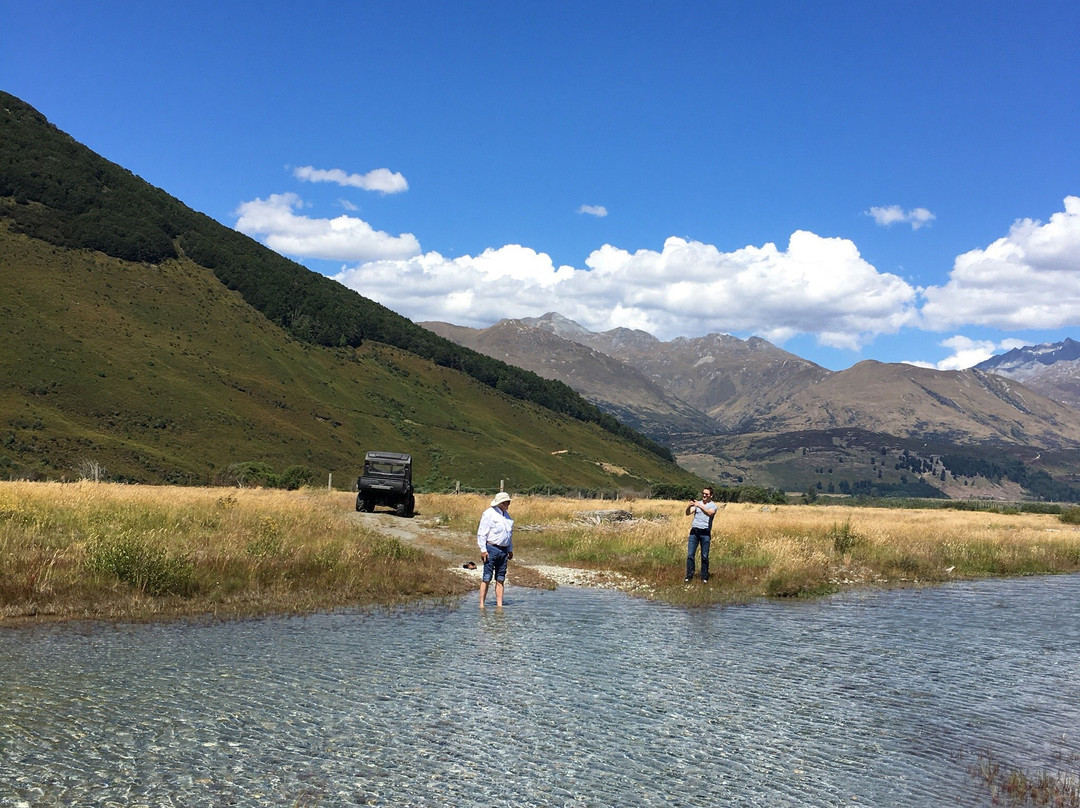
[686,529,710,580]
[483,544,509,582]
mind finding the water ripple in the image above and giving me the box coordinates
[2,576,1079,807]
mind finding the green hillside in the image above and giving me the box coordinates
[0,92,695,491]
[0,90,670,462]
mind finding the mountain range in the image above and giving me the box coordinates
[423,314,1080,501]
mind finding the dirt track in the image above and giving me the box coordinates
[347,510,647,593]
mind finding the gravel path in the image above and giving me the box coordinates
[347,510,649,594]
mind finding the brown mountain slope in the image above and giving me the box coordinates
[423,313,1080,497]
[522,313,831,431]
[421,319,718,438]
[763,361,1080,447]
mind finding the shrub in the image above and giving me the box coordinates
[85,533,196,596]
[651,483,699,501]
[829,519,860,555]
[1060,507,1080,525]
[280,465,315,490]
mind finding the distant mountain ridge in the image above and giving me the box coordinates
[975,338,1080,409]
[421,318,720,438]
[424,313,1080,500]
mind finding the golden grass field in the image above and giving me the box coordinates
[3,481,1080,621]
[0,481,472,622]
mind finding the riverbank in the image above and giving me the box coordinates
[3,481,1080,621]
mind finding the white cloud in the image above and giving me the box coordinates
[577,204,608,217]
[239,188,1080,356]
[293,165,408,194]
[333,245,579,328]
[919,196,1080,330]
[234,193,420,261]
[332,230,919,346]
[866,205,936,230]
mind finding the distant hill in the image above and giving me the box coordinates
[531,315,831,432]
[420,319,720,439]
[428,312,1080,501]
[0,91,694,492]
[976,338,1080,410]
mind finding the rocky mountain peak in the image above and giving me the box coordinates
[520,312,594,340]
[975,338,1080,409]
[977,337,1080,372]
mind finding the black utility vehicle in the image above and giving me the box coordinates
[356,451,414,517]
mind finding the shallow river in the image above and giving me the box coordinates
[2,574,1079,807]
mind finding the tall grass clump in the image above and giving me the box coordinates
[974,751,1080,807]
[85,531,196,596]
[829,518,861,555]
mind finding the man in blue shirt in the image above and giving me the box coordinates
[685,487,717,583]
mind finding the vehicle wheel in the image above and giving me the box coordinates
[404,495,415,518]
[361,497,374,513]
[355,493,363,512]
[394,500,406,517]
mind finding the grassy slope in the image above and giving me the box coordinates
[0,90,671,464]
[0,226,695,490]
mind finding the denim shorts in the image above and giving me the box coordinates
[483,543,509,582]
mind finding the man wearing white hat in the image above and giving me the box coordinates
[477,491,514,608]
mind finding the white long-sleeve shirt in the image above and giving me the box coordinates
[476,506,514,553]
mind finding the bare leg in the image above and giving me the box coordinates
[479,580,488,608]
[494,580,505,607]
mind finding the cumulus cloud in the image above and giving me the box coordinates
[866,205,936,230]
[332,230,918,346]
[238,190,1080,353]
[577,204,608,217]
[234,193,420,261]
[919,196,1080,330]
[905,335,1029,371]
[293,165,408,194]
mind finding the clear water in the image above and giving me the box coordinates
[2,575,1078,807]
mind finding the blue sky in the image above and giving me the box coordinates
[5,1,1079,370]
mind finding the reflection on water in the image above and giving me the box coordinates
[2,575,1079,807]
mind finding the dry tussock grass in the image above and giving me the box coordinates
[0,481,470,622]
